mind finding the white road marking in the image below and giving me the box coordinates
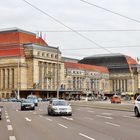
[25,117,32,122]
[39,115,42,117]
[88,110,94,113]
[102,113,112,116]
[16,110,18,112]
[96,115,113,119]
[58,123,68,128]
[123,115,135,119]
[9,136,16,140]
[5,111,7,113]
[105,122,120,127]
[5,112,8,115]
[61,116,73,120]
[46,118,53,121]
[7,119,11,123]
[79,133,95,140]
[6,116,9,119]
[7,125,13,131]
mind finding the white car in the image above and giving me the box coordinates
[134,95,140,117]
[47,99,72,116]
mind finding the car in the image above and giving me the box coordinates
[134,95,140,117]
[27,95,38,106]
[111,95,121,103]
[0,106,3,120]
[47,99,72,116]
[20,99,35,111]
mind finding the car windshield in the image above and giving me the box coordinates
[22,100,32,103]
[52,100,68,106]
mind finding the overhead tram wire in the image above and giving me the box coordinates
[62,45,140,51]
[36,29,140,32]
[21,0,112,53]
[80,0,140,24]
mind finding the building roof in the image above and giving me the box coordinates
[62,57,79,63]
[79,53,137,67]
[65,62,109,73]
[0,28,48,57]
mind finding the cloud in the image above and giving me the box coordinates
[0,0,140,59]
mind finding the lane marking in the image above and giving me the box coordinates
[96,115,113,119]
[25,117,32,122]
[5,112,8,115]
[105,122,120,127]
[79,133,95,140]
[123,115,135,119]
[6,116,9,119]
[7,125,13,131]
[61,116,73,120]
[102,113,112,116]
[16,110,18,112]
[7,119,11,123]
[58,123,68,128]
[9,136,16,140]
[88,110,94,113]
[46,118,53,121]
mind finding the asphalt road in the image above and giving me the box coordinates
[0,102,140,140]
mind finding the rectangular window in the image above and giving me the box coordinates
[125,79,127,92]
[3,69,5,89]
[12,69,14,89]
[112,80,114,92]
[7,69,10,89]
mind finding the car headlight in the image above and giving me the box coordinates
[67,106,72,111]
[52,107,58,110]
[31,104,34,107]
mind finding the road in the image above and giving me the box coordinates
[0,102,140,140]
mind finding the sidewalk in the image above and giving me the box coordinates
[70,100,134,112]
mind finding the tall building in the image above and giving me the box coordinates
[0,28,64,98]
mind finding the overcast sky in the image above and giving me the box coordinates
[1,0,140,60]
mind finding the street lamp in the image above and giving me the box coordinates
[17,58,20,100]
[56,47,59,99]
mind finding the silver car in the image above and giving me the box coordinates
[134,95,140,117]
[48,99,72,116]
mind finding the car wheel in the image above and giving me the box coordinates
[32,107,35,110]
[134,107,140,117]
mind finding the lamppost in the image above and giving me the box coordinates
[17,58,20,100]
[56,47,59,99]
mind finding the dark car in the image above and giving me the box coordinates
[0,106,3,120]
[21,99,35,111]
[27,95,38,106]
